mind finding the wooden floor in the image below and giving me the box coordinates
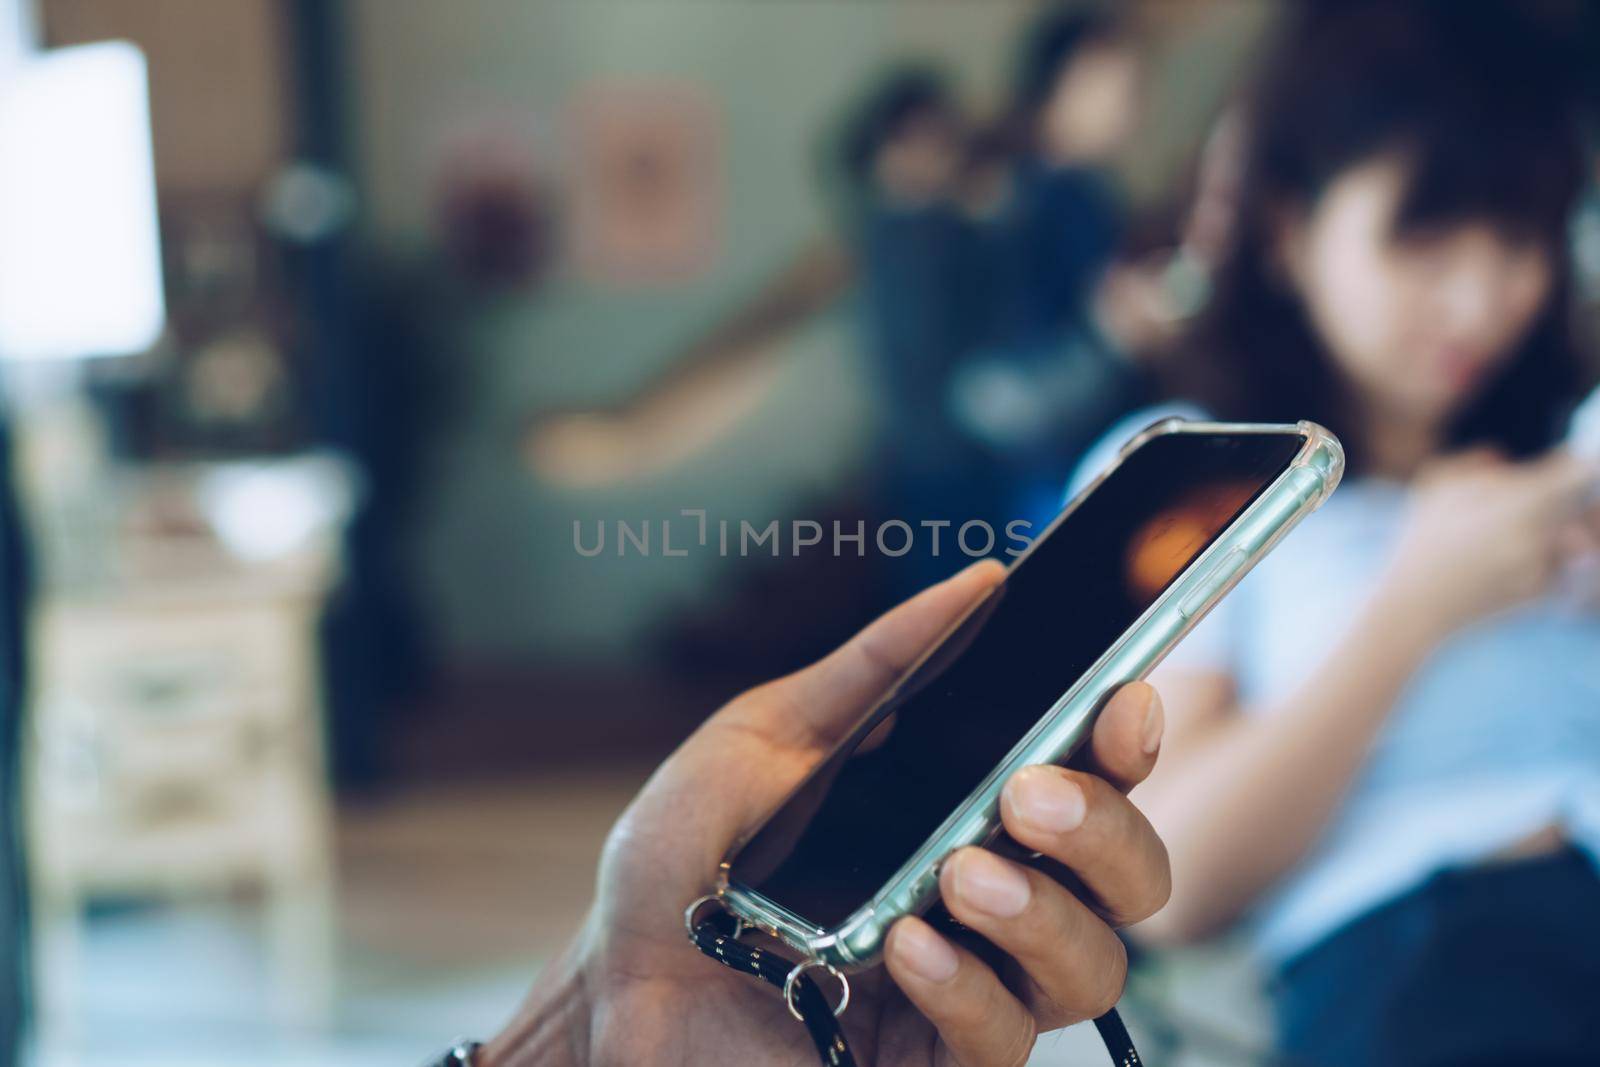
[335,763,653,970]
[28,760,656,1066]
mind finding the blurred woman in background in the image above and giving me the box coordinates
[1074,4,1600,1064]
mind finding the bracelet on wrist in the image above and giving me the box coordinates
[422,1039,482,1067]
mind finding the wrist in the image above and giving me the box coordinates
[480,938,592,1067]
[1366,572,1451,654]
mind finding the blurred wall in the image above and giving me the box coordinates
[1119,2,1268,205]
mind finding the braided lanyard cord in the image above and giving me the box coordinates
[687,907,1142,1066]
[689,914,857,1067]
[1093,1007,1142,1067]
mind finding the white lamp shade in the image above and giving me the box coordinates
[0,40,165,360]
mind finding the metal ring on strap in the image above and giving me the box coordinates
[683,894,725,938]
[683,892,747,940]
[783,958,850,1022]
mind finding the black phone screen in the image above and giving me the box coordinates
[726,427,1305,929]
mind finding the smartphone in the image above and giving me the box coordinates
[716,418,1344,970]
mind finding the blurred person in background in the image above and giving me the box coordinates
[950,5,1170,527]
[518,66,971,497]
[1071,4,1600,1064]
[529,63,1004,603]
[527,6,1164,566]
[831,66,1007,591]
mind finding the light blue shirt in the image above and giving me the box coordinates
[1073,409,1600,963]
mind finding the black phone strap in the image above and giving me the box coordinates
[686,897,1142,1066]
[687,902,856,1066]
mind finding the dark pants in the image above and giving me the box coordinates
[1273,847,1600,1067]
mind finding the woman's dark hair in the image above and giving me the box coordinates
[1173,1,1591,472]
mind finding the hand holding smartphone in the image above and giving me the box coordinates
[488,420,1340,1067]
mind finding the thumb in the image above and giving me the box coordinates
[604,558,1006,925]
[722,558,1008,752]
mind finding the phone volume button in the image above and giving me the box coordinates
[1178,548,1246,620]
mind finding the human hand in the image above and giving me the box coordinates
[1379,448,1600,638]
[484,560,1170,1066]
[1094,256,1184,358]
[523,411,651,489]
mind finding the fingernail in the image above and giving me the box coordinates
[894,920,959,983]
[954,849,1031,918]
[1140,691,1164,755]
[1009,767,1086,834]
